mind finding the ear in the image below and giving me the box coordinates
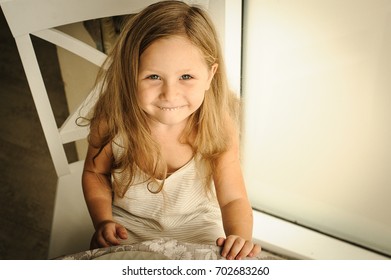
[205,63,218,90]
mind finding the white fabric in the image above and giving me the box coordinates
[111,140,225,245]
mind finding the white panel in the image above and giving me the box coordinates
[1,0,158,37]
[242,0,391,256]
[34,29,107,67]
[252,211,388,260]
[15,35,70,176]
[2,0,210,37]
[208,0,242,96]
[48,161,94,259]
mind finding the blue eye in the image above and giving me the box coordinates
[180,74,192,80]
[148,74,160,80]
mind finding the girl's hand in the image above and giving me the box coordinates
[216,235,261,260]
[90,220,128,249]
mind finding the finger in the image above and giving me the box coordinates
[96,233,111,247]
[225,238,245,260]
[248,243,262,258]
[220,236,236,258]
[116,224,128,240]
[102,229,120,246]
[235,241,254,260]
[216,237,226,247]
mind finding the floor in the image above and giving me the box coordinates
[0,9,77,259]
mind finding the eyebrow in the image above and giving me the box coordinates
[139,68,195,74]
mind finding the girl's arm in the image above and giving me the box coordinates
[82,134,127,248]
[213,119,261,260]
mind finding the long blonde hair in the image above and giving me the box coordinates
[86,0,239,197]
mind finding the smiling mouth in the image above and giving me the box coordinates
[158,106,185,111]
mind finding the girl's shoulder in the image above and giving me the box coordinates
[88,117,110,148]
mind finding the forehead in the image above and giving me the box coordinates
[139,36,207,69]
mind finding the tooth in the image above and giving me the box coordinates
[159,106,182,111]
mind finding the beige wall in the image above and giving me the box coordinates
[242,0,391,256]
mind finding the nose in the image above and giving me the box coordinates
[161,81,178,101]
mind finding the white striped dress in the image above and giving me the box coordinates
[111,140,225,245]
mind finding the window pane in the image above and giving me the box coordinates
[242,0,391,256]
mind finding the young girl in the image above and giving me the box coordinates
[82,0,261,260]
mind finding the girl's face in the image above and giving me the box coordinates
[137,35,217,128]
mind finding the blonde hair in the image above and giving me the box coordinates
[86,0,239,197]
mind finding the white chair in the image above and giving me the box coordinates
[0,0,242,259]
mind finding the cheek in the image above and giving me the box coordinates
[136,85,156,103]
[135,87,144,102]
[191,88,206,106]
[135,90,151,110]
